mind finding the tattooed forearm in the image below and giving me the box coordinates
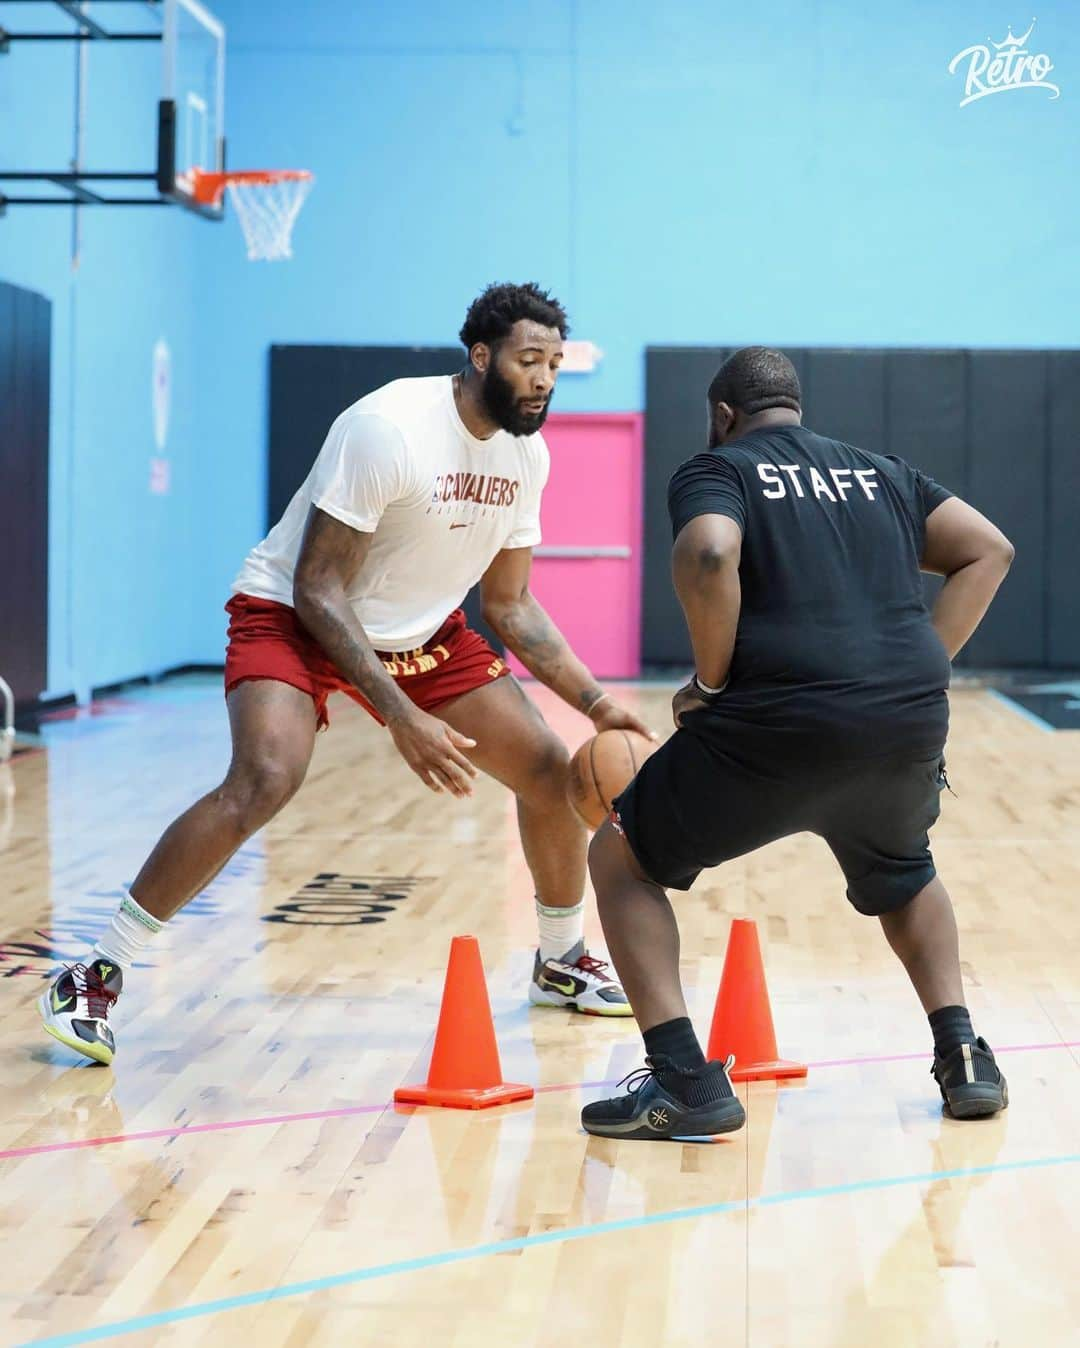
[487,593,603,713]
[493,599,562,673]
[578,686,608,714]
[293,585,413,723]
[291,506,415,724]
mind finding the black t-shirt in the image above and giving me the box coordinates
[668,424,953,757]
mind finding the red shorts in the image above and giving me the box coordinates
[223,594,510,730]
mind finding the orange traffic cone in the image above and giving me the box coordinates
[394,935,534,1110]
[706,918,807,1082]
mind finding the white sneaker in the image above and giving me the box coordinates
[38,959,122,1065]
[528,941,633,1017]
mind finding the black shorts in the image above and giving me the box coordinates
[612,729,947,916]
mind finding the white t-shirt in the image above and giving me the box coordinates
[232,376,549,650]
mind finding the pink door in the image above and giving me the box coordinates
[508,412,643,680]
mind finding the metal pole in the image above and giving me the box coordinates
[0,196,173,205]
[54,0,110,40]
[0,677,14,763]
[0,32,161,41]
[71,0,86,265]
[0,172,160,180]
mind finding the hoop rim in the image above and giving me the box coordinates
[190,168,313,206]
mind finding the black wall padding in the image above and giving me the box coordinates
[965,353,1047,667]
[644,346,1080,671]
[805,349,888,450]
[0,281,50,705]
[885,351,969,621]
[642,349,729,666]
[268,345,462,525]
[885,350,968,488]
[268,345,501,651]
[1047,352,1080,667]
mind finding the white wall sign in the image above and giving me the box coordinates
[560,341,604,374]
[153,338,172,453]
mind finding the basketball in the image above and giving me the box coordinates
[567,728,657,829]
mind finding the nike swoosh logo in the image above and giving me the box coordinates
[540,975,578,996]
[449,523,472,530]
[52,989,74,1013]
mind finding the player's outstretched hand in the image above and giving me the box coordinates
[387,709,479,797]
[589,698,659,742]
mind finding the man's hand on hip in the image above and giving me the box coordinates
[672,679,718,728]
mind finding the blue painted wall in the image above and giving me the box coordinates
[3,1,1078,693]
[216,0,1079,414]
[0,4,226,697]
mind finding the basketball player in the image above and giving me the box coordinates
[582,347,1014,1139]
[41,282,650,1065]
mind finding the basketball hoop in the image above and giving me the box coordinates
[191,169,313,261]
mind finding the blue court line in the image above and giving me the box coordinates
[19,1151,1079,1346]
[987,688,1053,732]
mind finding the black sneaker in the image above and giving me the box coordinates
[932,1037,1008,1118]
[38,959,123,1066]
[581,1054,746,1140]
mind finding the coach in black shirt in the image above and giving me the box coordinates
[582,347,1013,1140]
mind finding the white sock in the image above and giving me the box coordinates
[92,890,165,971]
[535,898,584,962]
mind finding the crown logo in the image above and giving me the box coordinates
[949,17,1060,107]
[990,18,1037,50]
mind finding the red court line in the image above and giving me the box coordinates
[3,1039,1076,1162]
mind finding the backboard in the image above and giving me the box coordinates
[0,0,306,250]
[158,0,226,216]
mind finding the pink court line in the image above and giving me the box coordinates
[803,1039,1080,1070]
[3,1039,1077,1163]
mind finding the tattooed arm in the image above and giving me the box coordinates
[293,507,407,719]
[481,547,655,737]
[293,506,478,796]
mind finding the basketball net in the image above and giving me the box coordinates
[191,169,314,261]
[227,175,313,261]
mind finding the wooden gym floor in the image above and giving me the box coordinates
[1,676,1077,1347]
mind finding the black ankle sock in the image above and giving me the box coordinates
[643,1017,707,1072]
[929,1005,975,1059]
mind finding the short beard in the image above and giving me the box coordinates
[482,361,550,436]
